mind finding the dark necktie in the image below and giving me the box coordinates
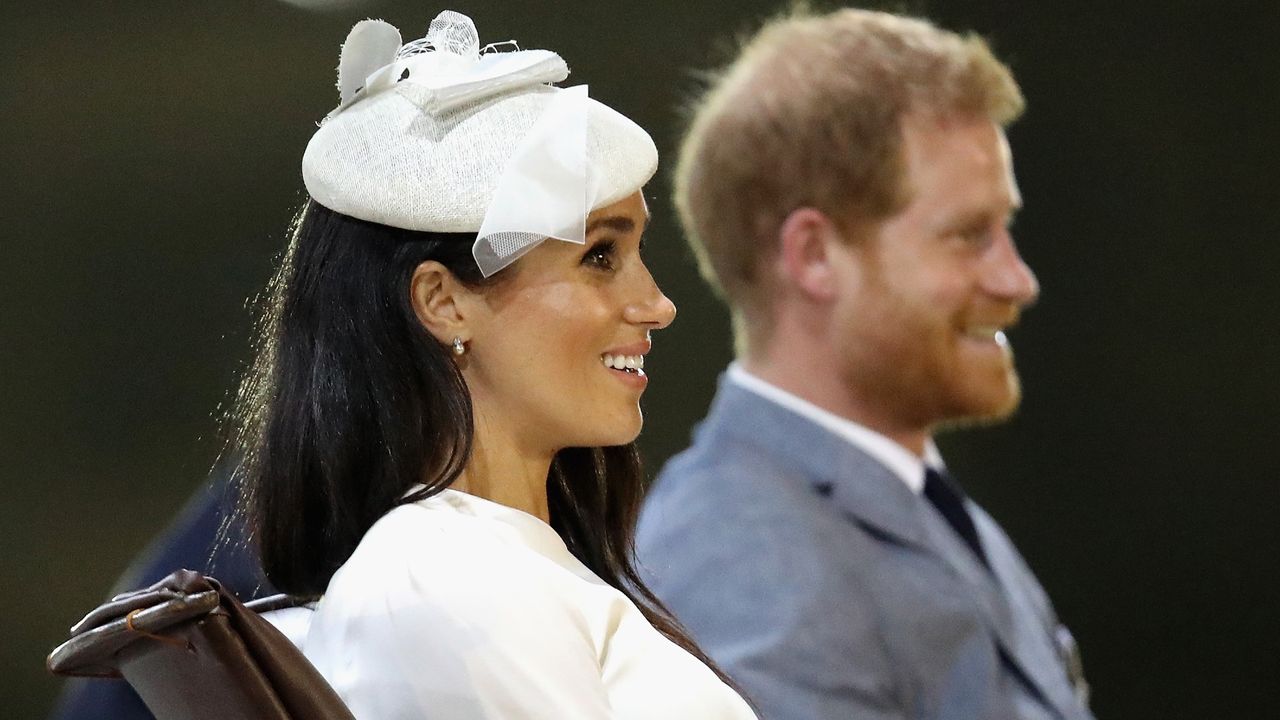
[923,467,991,571]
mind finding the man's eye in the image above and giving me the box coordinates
[956,225,993,246]
[582,240,616,270]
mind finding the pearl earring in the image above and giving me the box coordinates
[452,337,466,356]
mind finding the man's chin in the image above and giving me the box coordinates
[939,378,1023,429]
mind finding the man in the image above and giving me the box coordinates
[636,9,1094,720]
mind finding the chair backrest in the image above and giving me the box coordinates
[47,570,353,720]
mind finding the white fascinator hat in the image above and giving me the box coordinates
[302,10,659,277]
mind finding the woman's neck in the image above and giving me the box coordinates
[450,403,553,523]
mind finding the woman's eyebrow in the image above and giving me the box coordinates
[586,214,649,236]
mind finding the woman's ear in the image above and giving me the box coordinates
[410,260,472,345]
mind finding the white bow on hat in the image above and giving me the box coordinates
[302,11,658,276]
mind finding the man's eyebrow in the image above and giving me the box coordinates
[585,214,648,236]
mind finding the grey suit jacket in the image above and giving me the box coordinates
[636,376,1094,720]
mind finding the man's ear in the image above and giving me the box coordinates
[777,207,843,302]
[410,260,472,344]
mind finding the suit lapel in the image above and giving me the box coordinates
[704,377,931,554]
[911,478,1077,717]
[915,496,1069,714]
[974,510,1082,718]
[917,495,1016,631]
[909,477,1078,718]
[703,376,1077,719]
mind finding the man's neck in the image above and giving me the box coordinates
[740,349,930,457]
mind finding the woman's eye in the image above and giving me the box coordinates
[582,240,616,270]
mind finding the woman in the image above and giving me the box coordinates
[228,11,757,719]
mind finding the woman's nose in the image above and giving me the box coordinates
[625,269,677,329]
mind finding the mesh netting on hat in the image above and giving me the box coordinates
[397,10,480,60]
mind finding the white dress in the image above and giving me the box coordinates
[294,489,758,720]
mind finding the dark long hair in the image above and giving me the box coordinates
[226,200,731,682]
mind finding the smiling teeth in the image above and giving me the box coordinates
[602,354,645,371]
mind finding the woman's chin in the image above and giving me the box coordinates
[574,408,643,447]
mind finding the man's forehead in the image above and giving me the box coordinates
[901,114,1007,164]
[899,117,1018,210]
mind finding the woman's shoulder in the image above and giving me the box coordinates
[302,493,619,717]
[359,489,498,548]
[319,489,590,617]
[303,491,758,720]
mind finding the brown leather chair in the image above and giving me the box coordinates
[47,570,353,720]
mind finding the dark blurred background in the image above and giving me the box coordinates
[4,0,1277,717]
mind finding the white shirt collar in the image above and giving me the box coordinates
[726,362,943,494]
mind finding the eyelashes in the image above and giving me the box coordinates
[582,239,618,270]
[580,236,647,272]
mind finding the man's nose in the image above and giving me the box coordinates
[983,229,1039,307]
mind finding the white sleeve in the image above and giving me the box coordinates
[306,524,615,720]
